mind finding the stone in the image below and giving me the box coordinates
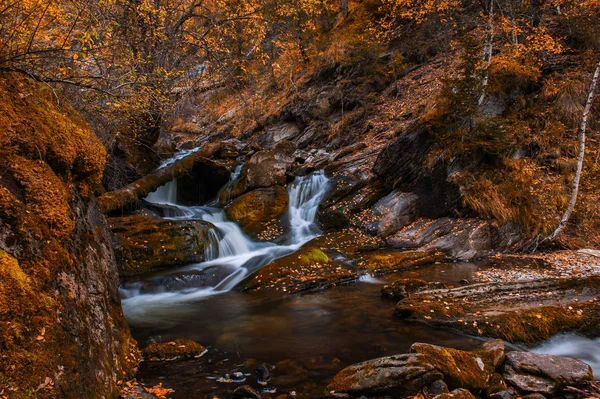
[432,389,476,399]
[361,249,445,274]
[502,352,594,395]
[368,190,419,237]
[231,141,296,198]
[225,186,288,239]
[142,339,206,361]
[395,277,600,343]
[386,218,458,249]
[429,379,450,395]
[110,216,214,276]
[577,249,600,258]
[232,385,263,399]
[522,394,547,399]
[326,353,443,397]
[381,278,447,300]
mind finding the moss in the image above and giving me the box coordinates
[299,248,331,265]
[224,186,288,237]
[142,339,205,361]
[363,249,444,274]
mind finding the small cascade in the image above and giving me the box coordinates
[121,168,330,308]
[287,171,329,244]
[533,334,600,376]
[145,180,178,205]
[158,147,202,169]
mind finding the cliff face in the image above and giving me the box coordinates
[0,73,138,398]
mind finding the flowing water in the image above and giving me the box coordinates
[120,163,600,397]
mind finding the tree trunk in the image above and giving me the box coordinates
[341,0,349,18]
[97,144,230,214]
[478,0,494,106]
[547,60,600,241]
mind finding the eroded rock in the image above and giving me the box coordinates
[110,216,214,275]
[502,352,593,395]
[368,190,419,237]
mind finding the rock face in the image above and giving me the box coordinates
[231,141,296,198]
[327,340,504,397]
[110,216,214,275]
[368,190,419,237]
[395,277,600,343]
[360,249,445,274]
[0,74,137,398]
[381,278,447,300]
[225,186,288,240]
[502,352,594,395]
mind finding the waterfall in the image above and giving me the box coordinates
[288,171,329,244]
[532,334,600,377]
[145,180,178,205]
[121,169,330,308]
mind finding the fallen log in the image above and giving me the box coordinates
[98,144,232,214]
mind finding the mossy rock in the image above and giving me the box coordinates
[240,246,356,294]
[360,249,445,274]
[395,277,600,344]
[142,339,206,361]
[109,216,214,276]
[381,278,447,300]
[225,186,288,240]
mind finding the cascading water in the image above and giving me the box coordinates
[532,334,600,376]
[120,168,329,311]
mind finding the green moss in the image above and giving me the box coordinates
[299,248,331,265]
[142,339,205,361]
[364,249,444,273]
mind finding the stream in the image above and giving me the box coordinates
[120,160,600,398]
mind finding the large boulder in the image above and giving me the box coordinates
[502,352,594,395]
[231,141,296,198]
[368,190,419,237]
[225,186,288,240]
[0,73,137,398]
[326,340,505,397]
[254,122,302,148]
[110,216,214,275]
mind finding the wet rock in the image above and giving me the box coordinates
[410,342,500,393]
[429,379,450,395]
[142,339,206,361]
[386,218,458,249]
[368,190,419,237]
[395,277,600,343]
[233,385,263,399]
[231,141,296,198]
[326,353,443,397]
[225,186,288,239]
[432,388,476,399]
[486,373,509,397]
[360,249,445,274]
[502,352,594,395]
[522,394,547,399]
[489,389,517,399]
[240,246,356,294]
[254,122,302,149]
[381,278,447,300]
[110,216,214,276]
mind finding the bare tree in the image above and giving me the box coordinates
[546,60,600,241]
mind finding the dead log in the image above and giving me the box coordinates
[98,143,231,213]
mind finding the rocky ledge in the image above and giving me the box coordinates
[327,340,598,399]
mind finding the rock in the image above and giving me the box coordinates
[410,342,499,393]
[368,190,419,237]
[233,385,263,399]
[0,73,137,398]
[522,394,547,399]
[395,277,600,343]
[254,122,302,148]
[239,246,356,294]
[360,249,445,274]
[429,379,450,395]
[142,339,206,361]
[326,353,443,397]
[489,390,516,399]
[327,340,504,397]
[231,141,296,197]
[381,278,447,300]
[432,389,476,399]
[480,340,506,369]
[373,126,462,218]
[486,373,509,397]
[502,352,594,395]
[386,218,458,249]
[225,186,288,240]
[110,216,214,276]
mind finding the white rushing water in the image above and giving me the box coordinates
[121,170,329,313]
[157,147,202,169]
[532,334,600,377]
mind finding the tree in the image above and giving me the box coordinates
[546,60,600,241]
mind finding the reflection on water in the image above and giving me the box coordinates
[131,276,485,398]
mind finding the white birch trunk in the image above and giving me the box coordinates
[478,0,494,106]
[547,60,600,241]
